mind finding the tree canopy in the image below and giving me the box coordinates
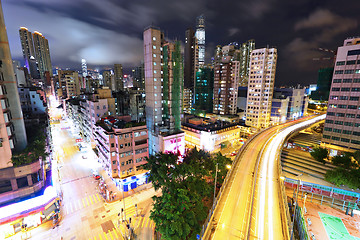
[143,148,231,240]
[310,146,328,164]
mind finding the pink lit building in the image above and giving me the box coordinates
[94,116,149,179]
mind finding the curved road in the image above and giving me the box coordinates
[203,115,326,240]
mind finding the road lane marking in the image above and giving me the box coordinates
[113,229,119,239]
[89,195,94,205]
[98,233,103,240]
[82,198,86,208]
[145,218,150,227]
[141,218,145,228]
[96,193,101,202]
[86,196,90,206]
[94,236,97,240]
[92,194,98,203]
[76,199,81,210]
[108,231,114,240]
[103,232,109,240]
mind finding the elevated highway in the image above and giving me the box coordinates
[202,115,326,240]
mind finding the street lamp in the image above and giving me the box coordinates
[213,163,218,203]
[290,173,303,240]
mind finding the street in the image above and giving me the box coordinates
[22,98,158,240]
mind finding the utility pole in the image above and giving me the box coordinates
[290,173,303,240]
[213,163,218,203]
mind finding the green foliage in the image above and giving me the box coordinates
[352,150,360,163]
[310,146,328,164]
[144,148,231,240]
[10,125,48,167]
[325,168,360,189]
[331,153,353,168]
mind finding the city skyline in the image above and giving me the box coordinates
[2,0,359,86]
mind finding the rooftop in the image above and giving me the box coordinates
[96,115,146,132]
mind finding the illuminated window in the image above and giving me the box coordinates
[153,37,156,41]
[153,46,156,49]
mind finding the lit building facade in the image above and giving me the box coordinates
[322,37,360,150]
[94,116,149,179]
[113,64,123,91]
[32,31,52,78]
[182,118,248,152]
[193,67,214,115]
[82,59,88,78]
[246,47,277,128]
[239,39,255,87]
[195,15,205,67]
[213,60,240,115]
[143,26,185,155]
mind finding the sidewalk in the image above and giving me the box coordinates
[97,168,154,203]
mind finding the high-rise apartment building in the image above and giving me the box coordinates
[195,15,205,67]
[132,63,145,90]
[144,26,185,155]
[322,37,360,150]
[19,28,52,79]
[32,31,52,77]
[212,44,240,115]
[184,27,197,89]
[246,47,277,128]
[0,5,28,155]
[193,67,214,115]
[113,64,123,91]
[102,70,112,88]
[239,39,255,86]
[19,27,40,79]
[213,60,240,115]
[82,59,88,78]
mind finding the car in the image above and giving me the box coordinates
[93,174,101,180]
[230,152,237,156]
[82,155,87,159]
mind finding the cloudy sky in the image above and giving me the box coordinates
[2,0,359,86]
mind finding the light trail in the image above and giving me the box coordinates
[203,114,325,240]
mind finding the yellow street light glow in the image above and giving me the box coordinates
[226,165,231,169]
[280,176,285,181]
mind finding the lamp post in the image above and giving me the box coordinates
[290,173,303,240]
[213,163,218,204]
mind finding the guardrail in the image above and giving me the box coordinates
[200,128,266,239]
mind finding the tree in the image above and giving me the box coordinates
[352,150,360,164]
[310,146,328,164]
[144,148,231,239]
[325,168,360,189]
[331,153,353,169]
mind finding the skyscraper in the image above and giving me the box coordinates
[82,58,88,78]
[144,26,185,155]
[184,27,196,89]
[195,15,205,67]
[32,31,52,77]
[113,64,123,91]
[322,37,360,150]
[102,70,112,88]
[0,0,28,159]
[193,67,214,115]
[19,27,52,79]
[19,27,39,79]
[246,47,277,128]
[239,39,255,86]
[213,59,240,115]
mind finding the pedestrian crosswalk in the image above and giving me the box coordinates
[87,216,155,240]
[89,228,124,240]
[63,193,103,214]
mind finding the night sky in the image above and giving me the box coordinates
[3,0,360,86]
